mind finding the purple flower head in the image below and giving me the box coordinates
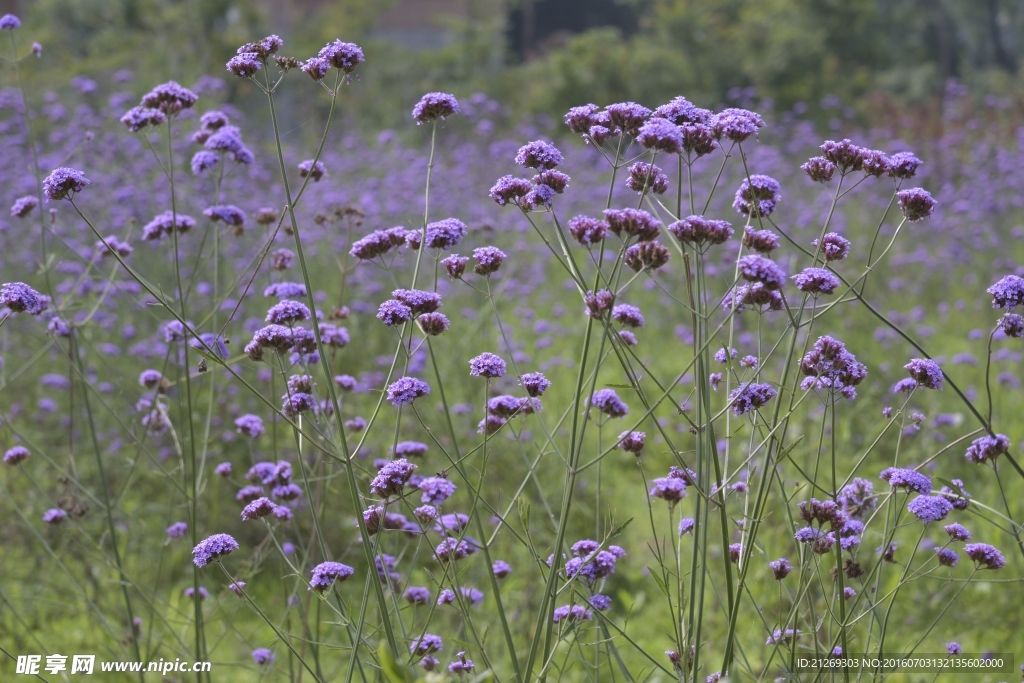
[448,651,475,674]
[590,594,612,611]
[318,40,365,72]
[618,430,645,453]
[945,523,971,541]
[820,139,864,172]
[228,582,245,595]
[469,352,506,378]
[413,92,459,124]
[192,533,239,567]
[411,634,443,656]
[386,377,430,406]
[435,538,471,562]
[998,313,1024,337]
[940,479,971,510]
[204,204,246,226]
[492,560,512,578]
[728,382,777,416]
[515,141,564,169]
[120,106,167,132]
[946,642,963,655]
[437,255,468,280]
[488,395,523,418]
[141,81,198,115]
[270,248,294,271]
[10,195,38,218]
[896,188,937,222]
[590,388,628,417]
[611,303,645,328]
[309,561,354,592]
[567,215,609,245]
[678,518,695,535]
[405,586,431,605]
[489,176,534,206]
[298,159,326,181]
[606,101,651,136]
[370,458,418,498]
[838,478,876,520]
[203,128,253,164]
[793,267,840,295]
[636,118,683,153]
[234,414,264,438]
[987,275,1024,309]
[521,372,551,397]
[301,57,331,81]
[533,169,570,195]
[964,542,1005,569]
[907,495,953,523]
[626,162,669,195]
[603,208,661,241]
[237,34,282,58]
[251,649,274,666]
[936,547,959,567]
[795,527,836,554]
[236,486,264,503]
[904,358,943,390]
[552,605,593,623]
[1,282,44,314]
[420,656,439,671]
[769,557,792,580]
[813,232,851,261]
[738,255,786,290]
[43,167,90,201]
[42,508,66,524]
[241,497,277,521]
[860,149,889,177]
[419,476,457,505]
[742,227,780,253]
[681,123,718,156]
[0,14,20,29]
[668,215,733,247]
[799,336,867,399]
[887,152,922,179]
[377,299,412,326]
[472,246,507,276]
[215,462,232,477]
[653,96,711,125]
[565,103,599,133]
[190,151,219,175]
[266,300,310,325]
[623,241,671,272]
[650,477,687,506]
[733,174,781,217]
[418,312,450,336]
[424,218,467,250]
[142,211,196,240]
[711,108,764,142]
[4,446,30,465]
[226,53,261,77]
[183,587,208,600]
[880,467,931,494]
[801,156,836,183]
[964,434,1010,464]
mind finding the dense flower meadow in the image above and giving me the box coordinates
[2,14,1024,683]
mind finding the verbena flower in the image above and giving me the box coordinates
[635,118,683,153]
[738,255,786,290]
[987,275,1024,309]
[226,53,261,77]
[653,96,711,124]
[940,479,971,510]
[624,241,671,272]
[298,159,326,181]
[887,152,923,179]
[386,377,430,406]
[490,175,533,206]
[838,478,876,520]
[650,477,687,506]
[419,476,456,505]
[521,372,551,397]
[603,208,661,241]
[590,388,628,417]
[43,167,90,201]
[472,246,507,275]
[564,103,599,133]
[120,106,166,132]
[301,57,331,81]
[377,299,412,326]
[813,232,851,261]
[678,518,696,535]
[469,352,506,378]
[618,431,645,454]
[423,218,467,250]
[799,335,867,399]
[728,382,777,416]
[711,108,764,142]
[192,533,239,567]
[998,313,1024,337]
[733,175,781,217]
[964,434,1010,464]
[907,495,953,523]
[606,101,651,136]
[10,195,38,218]
[309,561,354,592]
[318,40,364,73]
[945,523,971,541]
[611,304,645,328]
[742,227,780,253]
[552,605,593,623]
[492,560,512,578]
[418,312,450,336]
[413,92,459,124]
[43,508,66,524]
[441,254,469,279]
[793,267,840,295]
[801,156,836,182]
[769,557,792,580]
[626,162,669,194]
[204,204,246,226]
[904,358,943,390]
[370,458,417,498]
[766,628,800,645]
[946,642,962,655]
[820,139,864,173]
[404,586,431,605]
[896,188,937,222]
[964,542,1005,569]
[880,467,931,494]
[860,149,890,177]
[0,14,21,29]
[411,634,443,656]
[668,215,733,247]
[1,282,45,314]
[567,215,609,245]
[448,651,475,673]
[141,81,198,115]
[251,649,274,665]
[515,141,563,169]
[935,547,959,567]
[4,446,30,465]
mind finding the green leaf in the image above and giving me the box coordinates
[377,641,414,683]
[607,517,634,539]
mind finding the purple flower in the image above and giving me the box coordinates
[964,434,1010,464]
[515,141,564,169]
[386,377,430,406]
[733,174,781,217]
[301,57,331,81]
[618,431,645,454]
[0,14,20,29]
[769,557,792,580]
[413,92,459,123]
[896,188,937,222]
[435,538,471,562]
[904,358,943,390]
[880,467,931,494]
[567,215,609,245]
[448,651,475,674]
[987,275,1024,309]
[377,299,412,326]
[234,414,264,437]
[860,149,890,177]
[241,497,277,521]
[521,372,551,397]
[492,560,512,578]
[603,208,662,241]
[370,458,418,498]
[142,211,196,240]
[793,267,840,295]
[838,478,876,520]
[42,508,66,524]
[162,522,187,538]
[611,304,645,328]
[565,103,599,133]
[265,300,310,326]
[820,139,864,172]
[711,108,764,142]
[419,477,457,505]
[192,533,240,567]
[742,227,780,253]
[812,232,851,261]
[678,518,696,535]
[738,255,786,290]
[1,282,45,314]
[251,648,274,665]
[636,118,683,153]
[668,215,733,247]
[799,336,868,399]
[43,167,90,201]
[590,388,628,417]
[10,195,38,218]
[215,462,232,477]
[650,477,687,505]
[766,629,801,645]
[4,446,30,465]
[552,605,593,623]
[727,382,777,416]
[120,106,167,132]
[606,101,651,135]
[411,634,443,656]
[887,152,922,179]
[653,96,711,124]
[469,352,506,378]
[907,495,953,523]
[226,53,261,77]
[424,218,467,250]
[309,561,354,592]
[964,543,1006,569]
[626,162,669,195]
[204,204,246,226]
[935,547,959,567]
[140,81,197,115]
[472,246,507,276]
[404,586,431,604]
[417,312,450,336]
[489,176,534,206]
[298,159,326,181]
[998,313,1024,337]
[318,40,365,72]
[801,156,836,182]
[945,523,971,541]
[183,587,209,600]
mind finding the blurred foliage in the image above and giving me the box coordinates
[10,0,1024,130]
